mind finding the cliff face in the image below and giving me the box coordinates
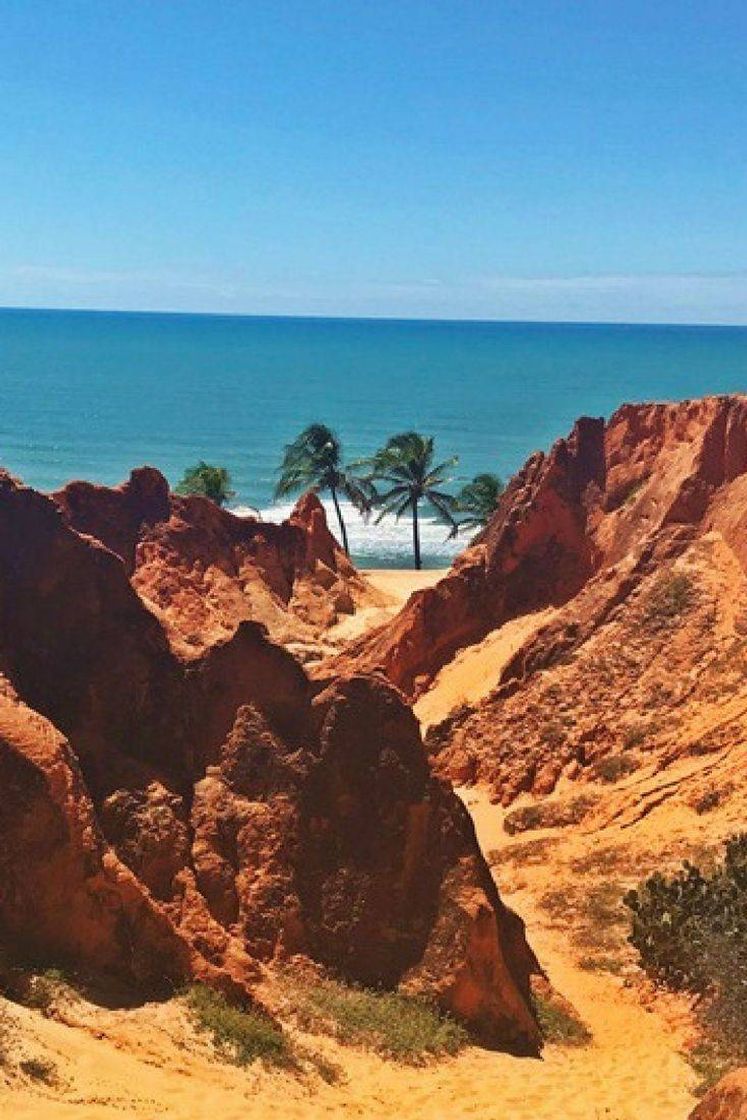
[329,397,747,697]
[0,471,539,1052]
[329,396,747,809]
[326,415,606,696]
[52,469,381,656]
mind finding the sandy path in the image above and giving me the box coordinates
[0,981,696,1120]
[462,786,698,1120]
[328,568,446,642]
[414,607,556,729]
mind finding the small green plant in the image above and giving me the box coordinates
[503,795,597,836]
[489,836,560,868]
[283,974,467,1063]
[185,985,288,1067]
[622,722,647,751]
[584,881,625,928]
[532,991,591,1047]
[19,1056,58,1084]
[641,571,694,627]
[503,804,544,835]
[692,785,732,815]
[24,968,71,1013]
[686,1039,738,1097]
[593,753,639,784]
[576,954,624,975]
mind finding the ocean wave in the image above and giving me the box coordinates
[229,497,470,568]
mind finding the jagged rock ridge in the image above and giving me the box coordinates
[53,467,384,657]
[0,469,540,1052]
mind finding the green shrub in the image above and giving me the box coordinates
[692,785,732,815]
[185,985,288,1067]
[593,753,639,784]
[24,969,71,1013]
[687,1039,738,1097]
[576,954,624,975]
[642,571,694,627]
[285,974,467,1063]
[503,795,597,836]
[625,834,747,1064]
[622,722,647,751]
[19,1056,58,1084]
[532,991,591,1047]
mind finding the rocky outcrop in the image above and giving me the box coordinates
[323,396,747,807]
[690,1069,747,1119]
[0,679,252,1000]
[53,468,382,655]
[0,470,540,1050]
[329,396,747,699]
[300,675,539,1049]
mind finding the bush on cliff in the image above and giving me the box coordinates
[624,834,747,1069]
[185,985,289,1067]
[641,570,694,627]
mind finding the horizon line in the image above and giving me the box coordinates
[1,303,747,332]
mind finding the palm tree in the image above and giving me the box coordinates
[275,423,370,556]
[455,472,504,533]
[363,432,459,570]
[176,461,235,507]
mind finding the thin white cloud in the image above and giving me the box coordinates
[8,264,239,301]
[3,266,747,324]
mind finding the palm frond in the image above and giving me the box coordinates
[275,423,342,499]
[340,471,376,517]
[425,455,459,483]
[374,493,412,524]
[428,492,461,539]
[454,472,504,528]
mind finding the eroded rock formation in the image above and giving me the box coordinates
[331,396,747,694]
[0,470,539,1051]
[329,395,747,809]
[53,468,383,656]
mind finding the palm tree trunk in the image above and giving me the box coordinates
[330,485,350,556]
[412,497,421,570]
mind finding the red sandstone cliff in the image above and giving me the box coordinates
[0,470,540,1051]
[329,396,747,698]
[52,468,382,656]
[328,396,747,811]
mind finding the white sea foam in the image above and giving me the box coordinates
[230,497,470,568]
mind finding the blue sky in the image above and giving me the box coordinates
[1,0,746,323]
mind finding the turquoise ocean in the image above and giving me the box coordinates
[2,308,747,567]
